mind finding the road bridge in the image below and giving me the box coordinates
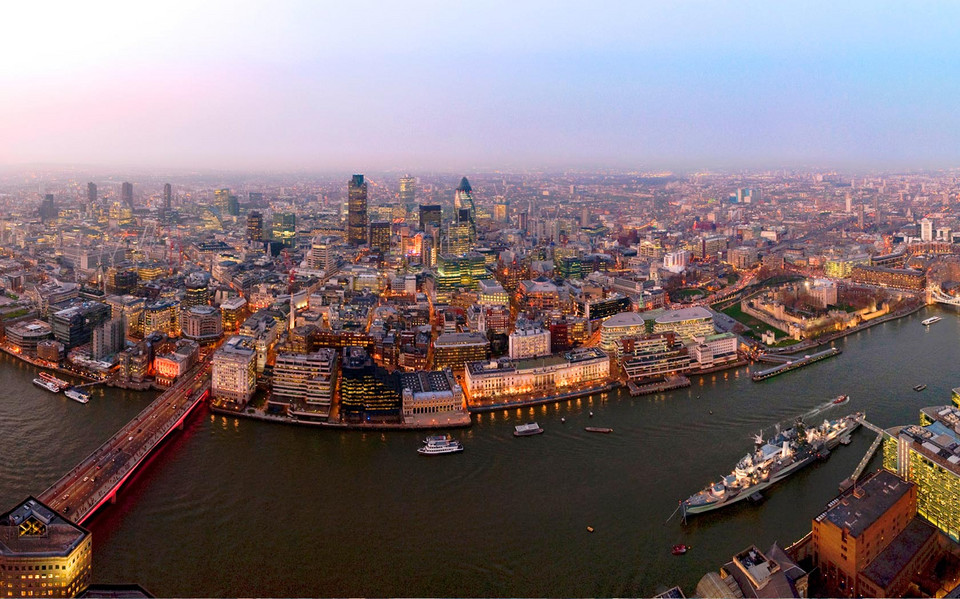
[39,360,211,524]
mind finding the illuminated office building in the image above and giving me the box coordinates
[246,211,263,241]
[399,175,416,206]
[339,346,401,418]
[212,335,257,406]
[419,204,441,230]
[347,174,368,245]
[369,221,391,255]
[272,212,296,247]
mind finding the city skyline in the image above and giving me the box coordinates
[4,1,960,171]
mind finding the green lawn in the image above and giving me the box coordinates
[721,303,789,339]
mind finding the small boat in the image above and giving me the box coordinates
[922,316,942,326]
[914,384,927,392]
[65,388,90,404]
[672,544,689,555]
[514,422,544,437]
[423,434,451,445]
[417,440,463,455]
[586,526,594,533]
[589,411,594,417]
[561,417,566,423]
[33,378,60,393]
[832,394,850,405]
[585,427,613,434]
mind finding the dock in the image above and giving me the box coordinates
[839,416,888,491]
[627,375,691,397]
[751,347,842,382]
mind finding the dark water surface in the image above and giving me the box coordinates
[1,307,956,596]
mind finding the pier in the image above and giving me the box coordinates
[751,347,842,382]
[627,375,691,397]
[839,416,889,491]
[38,360,211,524]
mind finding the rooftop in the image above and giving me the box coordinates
[601,311,646,328]
[815,470,913,538]
[860,517,937,590]
[655,306,713,324]
[0,496,88,558]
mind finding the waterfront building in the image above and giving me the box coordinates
[271,349,338,418]
[810,469,939,598]
[212,335,257,406]
[239,310,282,372]
[690,332,738,369]
[339,346,401,419]
[617,332,692,380]
[5,320,53,357]
[508,324,551,359]
[695,544,808,599]
[433,332,490,370]
[599,311,647,351]
[246,211,263,242]
[884,405,960,542]
[348,174,368,245]
[37,340,63,363]
[50,302,111,349]
[849,265,926,291]
[399,369,468,425]
[91,316,126,360]
[0,497,92,597]
[154,339,199,386]
[463,347,609,403]
[181,306,223,343]
[219,296,248,333]
[652,307,715,341]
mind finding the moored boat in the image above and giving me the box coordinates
[39,372,70,390]
[514,422,544,437]
[33,378,61,393]
[584,427,613,434]
[65,388,90,404]
[914,384,927,392]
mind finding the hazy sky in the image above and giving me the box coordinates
[3,1,960,171]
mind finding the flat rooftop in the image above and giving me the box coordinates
[0,497,88,558]
[860,517,937,590]
[655,306,713,323]
[815,470,913,538]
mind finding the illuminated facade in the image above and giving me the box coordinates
[652,307,715,341]
[347,174,368,245]
[272,349,338,417]
[399,369,467,423]
[181,306,223,343]
[599,311,647,351]
[849,265,925,291]
[433,332,489,370]
[212,335,257,406]
[339,347,401,418]
[464,347,609,402]
[219,297,248,333]
[0,497,92,598]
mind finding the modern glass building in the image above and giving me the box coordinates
[347,174,368,245]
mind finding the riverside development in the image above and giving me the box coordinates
[7,170,960,597]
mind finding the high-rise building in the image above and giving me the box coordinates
[39,194,56,223]
[163,182,172,208]
[920,218,934,242]
[271,349,339,417]
[212,335,257,406]
[272,212,296,247]
[0,497,93,597]
[399,175,416,206]
[340,346,401,418]
[214,188,231,213]
[121,182,133,209]
[369,221,391,255]
[247,211,263,241]
[87,182,97,203]
[445,222,473,256]
[454,176,476,241]
[347,174,368,245]
[182,272,211,310]
[50,302,111,349]
[92,316,126,360]
[419,204,442,230]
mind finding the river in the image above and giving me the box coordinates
[0,306,956,596]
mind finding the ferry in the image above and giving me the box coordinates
[33,378,61,393]
[417,439,464,455]
[832,394,850,405]
[423,434,452,445]
[681,412,863,516]
[514,422,544,437]
[64,388,90,404]
[39,372,70,390]
[922,316,942,326]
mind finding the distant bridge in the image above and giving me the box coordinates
[930,285,960,307]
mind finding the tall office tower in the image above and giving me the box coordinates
[163,183,172,211]
[226,195,240,216]
[495,199,508,222]
[454,176,476,234]
[858,203,865,229]
[272,212,296,247]
[419,204,441,230]
[369,221,391,255]
[87,182,97,203]
[214,188,231,212]
[399,175,416,206]
[518,211,528,232]
[39,194,56,223]
[247,211,263,241]
[347,174,368,245]
[875,195,881,226]
[121,181,133,209]
[183,272,211,310]
[845,193,852,214]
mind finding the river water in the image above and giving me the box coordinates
[0,307,956,597]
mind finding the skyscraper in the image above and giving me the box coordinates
[163,183,172,212]
[399,175,416,206]
[272,212,296,247]
[419,204,441,230]
[454,176,476,242]
[214,188,231,212]
[87,182,97,203]
[348,174,368,245]
[39,194,56,223]
[370,221,391,255]
[247,211,263,241]
[121,182,133,209]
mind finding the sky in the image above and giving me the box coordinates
[2,1,960,172]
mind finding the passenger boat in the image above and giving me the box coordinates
[680,412,863,516]
[33,378,61,393]
[514,422,544,437]
[584,427,614,434]
[64,388,90,404]
[922,316,942,326]
[417,439,464,455]
[914,384,927,392]
[423,434,452,445]
[832,394,849,405]
[39,372,70,390]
